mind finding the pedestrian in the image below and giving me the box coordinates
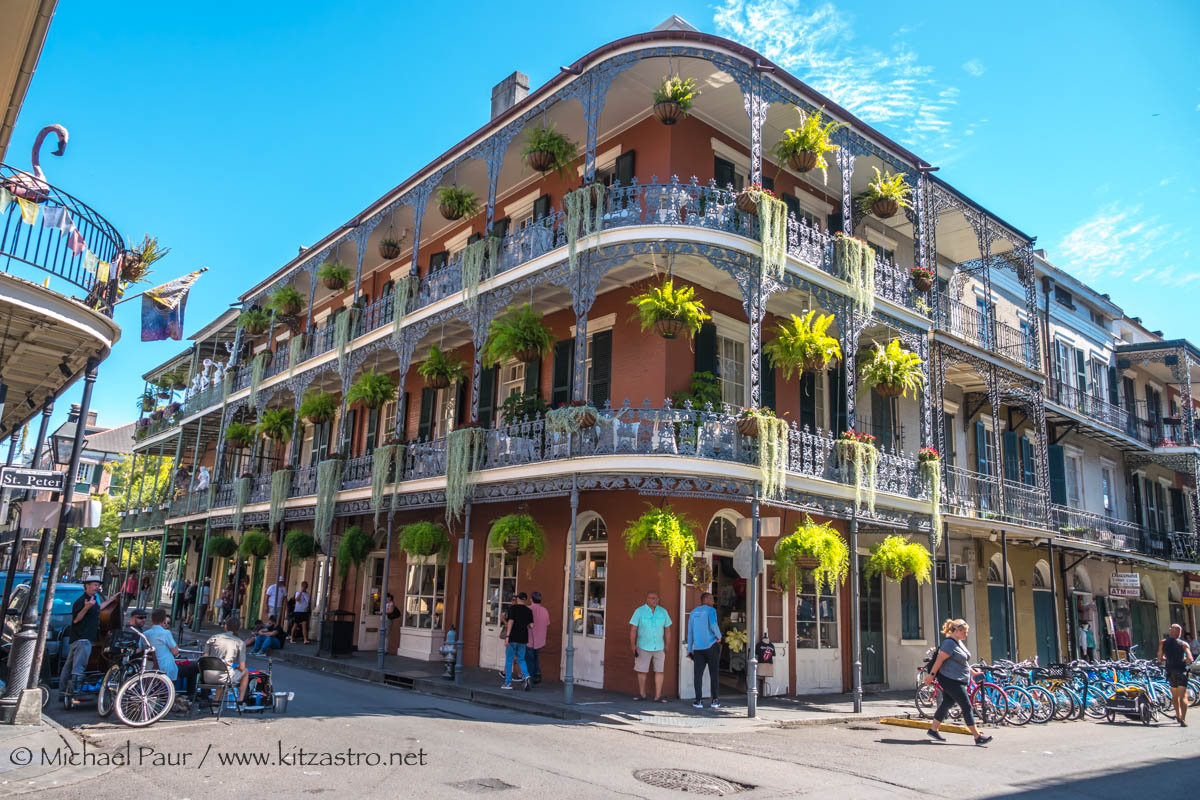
[501,592,534,691]
[290,581,311,643]
[204,615,251,703]
[1158,623,1193,726]
[139,575,152,607]
[122,573,137,607]
[1079,621,1096,661]
[248,615,286,655]
[265,578,286,621]
[924,619,993,745]
[58,572,118,696]
[184,579,198,626]
[144,608,198,705]
[629,590,672,703]
[527,591,549,684]
[219,586,234,623]
[687,591,722,709]
[196,578,211,629]
[1189,630,1200,655]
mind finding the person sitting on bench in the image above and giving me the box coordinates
[204,615,250,702]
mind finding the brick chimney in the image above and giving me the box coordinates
[491,72,529,121]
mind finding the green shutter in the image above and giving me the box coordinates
[1002,431,1019,482]
[1170,488,1187,532]
[365,407,379,455]
[532,195,550,221]
[551,339,574,407]
[759,349,776,411]
[714,156,735,189]
[615,151,635,186]
[523,358,541,396]
[974,421,990,476]
[781,192,800,220]
[1107,366,1120,406]
[590,330,612,408]
[417,388,435,440]
[1047,445,1066,505]
[477,365,498,429]
[1130,478,1143,526]
[829,365,847,436]
[341,409,356,455]
[1020,436,1035,486]
[799,371,816,431]
[456,379,469,425]
[695,322,718,376]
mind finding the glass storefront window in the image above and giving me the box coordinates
[796,569,837,649]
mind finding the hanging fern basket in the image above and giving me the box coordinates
[912,274,933,293]
[514,347,543,364]
[227,437,247,450]
[439,202,464,221]
[735,190,758,215]
[502,537,528,556]
[526,149,555,172]
[871,197,899,219]
[787,150,820,173]
[322,275,346,291]
[803,355,831,373]
[646,539,671,558]
[653,316,686,340]
[874,382,906,398]
[427,373,450,390]
[736,416,760,438]
[378,241,403,260]
[653,101,683,125]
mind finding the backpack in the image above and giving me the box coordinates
[922,645,940,672]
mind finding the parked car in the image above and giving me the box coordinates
[1,581,85,687]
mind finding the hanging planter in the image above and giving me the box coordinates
[623,504,697,566]
[317,261,351,291]
[521,124,577,177]
[120,235,169,284]
[835,431,879,515]
[771,106,845,182]
[268,285,305,317]
[651,75,697,125]
[788,151,819,172]
[735,407,776,439]
[238,308,270,336]
[337,525,374,578]
[864,535,932,584]
[346,369,397,409]
[488,514,546,563]
[764,311,842,378]
[736,188,759,215]
[299,390,337,424]
[919,448,943,547]
[223,421,254,451]
[483,304,553,367]
[772,516,850,593]
[834,232,875,317]
[860,340,926,399]
[436,186,480,221]
[546,401,598,434]
[378,237,404,260]
[284,529,318,559]
[417,345,466,391]
[399,521,451,558]
[137,391,155,413]
[239,529,273,559]
[910,267,933,293]
[207,536,238,558]
[629,280,710,341]
[255,408,295,442]
[857,166,912,220]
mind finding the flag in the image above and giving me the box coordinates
[83,251,97,274]
[0,187,10,214]
[141,270,204,341]
[41,207,66,231]
[16,197,38,225]
[96,259,109,283]
[66,228,86,254]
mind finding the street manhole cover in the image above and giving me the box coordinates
[633,769,751,795]
[448,777,517,794]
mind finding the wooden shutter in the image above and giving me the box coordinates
[590,330,612,408]
[341,409,356,455]
[799,371,817,432]
[1047,445,1066,505]
[551,339,574,407]
[1074,349,1087,394]
[490,217,511,239]
[974,421,990,476]
[1107,366,1120,406]
[714,156,735,189]
[942,412,956,468]
[781,192,800,220]
[523,357,541,397]
[417,388,435,440]
[532,195,550,222]
[1129,477,1143,526]
[1156,483,1169,533]
[477,365,498,429]
[760,349,776,411]
[398,391,409,440]
[827,212,843,235]
[1170,488,1187,532]
[429,251,448,272]
[614,151,635,186]
[828,365,847,436]
[1002,431,1019,482]
[695,322,718,375]
[365,407,379,455]
[456,379,469,425]
[1019,436,1035,486]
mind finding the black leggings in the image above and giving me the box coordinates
[934,674,974,727]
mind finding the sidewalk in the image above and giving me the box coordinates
[235,631,918,730]
[0,715,112,795]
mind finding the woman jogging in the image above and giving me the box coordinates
[924,618,993,746]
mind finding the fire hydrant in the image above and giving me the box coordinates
[439,628,458,680]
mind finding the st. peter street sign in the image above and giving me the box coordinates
[0,468,68,492]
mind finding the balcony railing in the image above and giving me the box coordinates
[943,465,1047,528]
[1050,503,1144,552]
[1048,382,1131,435]
[936,297,1036,369]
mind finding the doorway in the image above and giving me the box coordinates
[567,514,608,688]
[858,554,884,685]
[358,551,386,651]
[480,547,517,671]
[1032,561,1055,666]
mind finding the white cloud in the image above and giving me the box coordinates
[962,59,985,77]
[1056,203,1197,289]
[712,0,961,152]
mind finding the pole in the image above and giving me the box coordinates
[564,477,578,703]
[377,496,395,671]
[747,493,761,718]
[192,519,212,631]
[454,501,471,684]
[850,516,862,714]
[1,402,53,617]
[1001,531,1013,659]
[929,529,940,642]
[942,521,953,617]
[176,521,189,638]
[1046,539,1061,664]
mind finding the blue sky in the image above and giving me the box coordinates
[7,0,1198,440]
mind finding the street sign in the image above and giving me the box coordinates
[732,538,764,579]
[1108,572,1141,598]
[0,468,67,492]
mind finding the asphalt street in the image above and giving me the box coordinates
[20,661,1200,799]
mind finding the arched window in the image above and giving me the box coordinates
[1169,582,1182,604]
[705,513,740,551]
[1140,576,1156,603]
[986,554,1011,585]
[578,514,607,543]
[1072,568,1092,595]
[1032,560,1050,590]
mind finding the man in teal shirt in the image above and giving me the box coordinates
[629,591,672,702]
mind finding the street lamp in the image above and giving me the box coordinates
[51,426,76,468]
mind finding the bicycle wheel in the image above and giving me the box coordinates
[1187,679,1200,707]
[1024,685,1056,724]
[1081,686,1108,719]
[97,664,122,717]
[972,682,1008,726]
[1051,685,1078,721]
[114,672,175,728]
[915,681,939,719]
[1003,686,1034,726]
[1151,684,1176,719]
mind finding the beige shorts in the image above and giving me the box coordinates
[634,648,665,673]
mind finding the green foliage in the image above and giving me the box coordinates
[521,123,578,177]
[267,285,305,314]
[240,529,273,558]
[417,345,467,385]
[671,371,722,409]
[237,308,270,332]
[483,304,554,366]
[857,166,913,214]
[488,514,546,563]
[122,234,170,283]
[346,369,397,409]
[299,390,337,424]
[435,186,480,218]
[773,516,849,594]
[771,106,845,179]
[399,521,451,558]
[137,389,155,411]
[629,280,711,338]
[445,427,486,522]
[285,529,318,559]
[834,233,875,317]
[500,391,549,423]
[859,340,926,398]
[757,414,790,501]
[337,525,374,577]
[255,408,295,442]
[864,535,932,584]
[623,504,697,566]
[207,536,238,558]
[764,311,843,379]
[223,421,254,445]
[652,75,698,114]
[317,261,351,284]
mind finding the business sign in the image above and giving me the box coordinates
[0,468,67,492]
[1183,572,1200,606]
[1109,572,1141,598]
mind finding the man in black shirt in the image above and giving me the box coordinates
[1159,623,1194,726]
[502,592,534,692]
[58,574,118,695]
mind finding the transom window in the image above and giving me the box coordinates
[796,570,838,649]
[705,515,739,551]
[579,516,608,543]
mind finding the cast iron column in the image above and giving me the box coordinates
[564,477,578,704]
[746,493,761,718]
[454,501,471,684]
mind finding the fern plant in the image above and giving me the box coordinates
[864,535,932,584]
[237,308,270,334]
[488,513,547,563]
[773,516,849,594]
[207,536,238,558]
[317,261,351,289]
[857,166,912,216]
[671,371,722,409]
[763,311,843,378]
[629,280,711,340]
[483,304,554,366]
[417,345,466,388]
[337,525,374,577]
[623,505,697,566]
[299,390,337,424]
[223,421,254,448]
[771,106,846,180]
[267,285,305,315]
[652,75,698,114]
[345,369,397,409]
[522,124,578,177]
[859,340,926,398]
[399,521,450,558]
[255,408,295,442]
[239,529,273,559]
[284,529,318,559]
[436,186,479,220]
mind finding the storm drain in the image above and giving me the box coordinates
[448,777,517,793]
[632,769,751,795]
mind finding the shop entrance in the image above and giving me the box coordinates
[858,554,884,685]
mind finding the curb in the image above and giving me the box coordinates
[879,717,973,736]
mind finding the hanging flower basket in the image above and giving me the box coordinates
[438,201,464,221]
[653,101,684,125]
[575,408,597,429]
[526,149,555,172]
[736,416,760,438]
[803,355,831,373]
[502,537,526,555]
[427,374,450,390]
[871,197,899,219]
[788,150,819,173]
[653,316,687,340]
[378,240,403,260]
[874,382,906,398]
[736,190,758,215]
[322,275,346,291]
[514,347,543,364]
[155,389,170,400]
[685,558,713,587]
[226,438,247,450]
[910,267,933,293]
[171,379,187,391]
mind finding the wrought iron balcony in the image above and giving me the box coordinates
[1047,381,1131,435]
[1049,503,1144,552]
[942,465,1048,528]
[935,296,1037,369]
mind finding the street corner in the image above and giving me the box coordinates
[0,715,116,796]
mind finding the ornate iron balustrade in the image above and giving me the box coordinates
[341,454,374,489]
[1049,503,1144,553]
[943,464,1048,528]
[936,297,1035,369]
[1048,381,1131,435]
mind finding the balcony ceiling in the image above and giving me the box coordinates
[0,0,56,162]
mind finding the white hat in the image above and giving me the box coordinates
[81,569,103,584]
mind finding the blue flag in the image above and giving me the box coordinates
[141,270,203,341]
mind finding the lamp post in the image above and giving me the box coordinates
[102,534,113,595]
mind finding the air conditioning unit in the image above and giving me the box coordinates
[936,561,969,583]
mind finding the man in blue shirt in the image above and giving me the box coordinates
[687,592,722,709]
[628,591,672,702]
[143,608,198,703]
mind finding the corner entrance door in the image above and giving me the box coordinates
[858,555,884,685]
[567,515,608,688]
[358,552,386,652]
[480,549,517,671]
[1033,589,1055,666]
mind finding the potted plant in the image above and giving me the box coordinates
[670,371,722,410]
[378,236,405,260]
[771,106,846,178]
[324,451,347,461]
[223,421,254,450]
[298,390,337,425]
[238,307,270,335]
[150,408,164,421]
[207,536,238,558]
[629,279,711,340]
[120,235,170,283]
[857,166,912,220]
[546,400,598,434]
[483,304,554,365]
[255,407,295,442]
[166,401,181,417]
[910,266,933,293]
[623,504,697,565]
[651,75,697,125]
[153,377,172,399]
[863,535,932,584]
[345,369,397,409]
[763,310,843,377]
[399,521,451,558]
[488,513,546,562]
[500,391,549,423]
[166,371,188,391]
[239,529,273,559]
[521,123,577,177]
[337,525,374,577]
[436,186,479,221]
[772,516,849,593]
[317,260,351,291]
[736,183,773,216]
[268,285,305,316]
[736,407,776,438]
[859,340,926,398]
[284,529,318,559]
[137,389,155,413]
[417,345,466,390]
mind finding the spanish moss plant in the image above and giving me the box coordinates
[545,404,598,435]
[232,475,253,531]
[249,351,268,408]
[772,516,849,593]
[460,235,500,311]
[392,274,420,341]
[835,431,878,516]
[371,442,399,528]
[270,468,292,530]
[564,183,605,272]
[314,458,344,548]
[919,449,942,547]
[335,308,357,373]
[445,426,486,523]
[288,335,304,376]
[834,233,875,317]
[749,187,787,280]
[757,414,789,501]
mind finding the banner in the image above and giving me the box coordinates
[141,270,203,341]
[1184,572,1200,606]
[1109,572,1141,598]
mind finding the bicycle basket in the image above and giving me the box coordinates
[101,629,141,660]
[1041,663,1071,680]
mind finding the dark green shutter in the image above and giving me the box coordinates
[1156,483,1169,533]
[759,349,776,411]
[974,421,990,476]
[714,156,735,189]
[417,388,435,440]
[1130,478,1143,526]
[365,407,379,455]
[615,151,635,186]
[1108,366,1120,406]
[1047,445,1066,505]
[827,213,843,234]
[1020,436,1035,486]
[532,195,550,221]
[523,357,541,396]
[477,365,498,429]
[799,371,816,432]
[551,339,574,407]
[429,251,448,271]
[456,379,469,425]
[829,365,847,436]
[341,409,356,455]
[695,322,717,375]
[1170,488,1186,532]
[466,232,483,246]
[590,330,612,408]
[871,390,893,450]
[1002,431,1019,482]
[781,192,800,221]
[398,392,409,439]
[942,412,956,468]
[1074,349,1087,394]
[490,217,510,239]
